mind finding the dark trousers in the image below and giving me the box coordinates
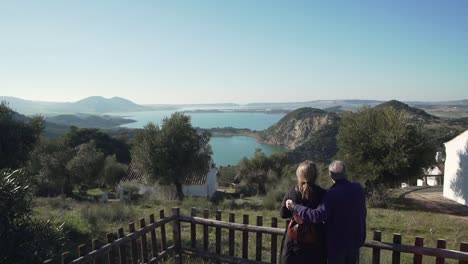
[327,249,360,264]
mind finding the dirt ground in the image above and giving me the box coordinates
[402,186,468,217]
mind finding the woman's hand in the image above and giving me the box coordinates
[286,199,296,210]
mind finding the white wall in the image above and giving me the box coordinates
[427,176,440,186]
[183,166,217,198]
[207,166,217,197]
[443,130,468,206]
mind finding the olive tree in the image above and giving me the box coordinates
[336,106,436,187]
[132,113,212,200]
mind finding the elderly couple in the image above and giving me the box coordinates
[280,160,367,264]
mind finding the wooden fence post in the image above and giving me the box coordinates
[78,244,86,259]
[149,214,159,262]
[229,213,235,257]
[372,230,381,264]
[414,236,424,264]
[172,207,182,264]
[203,209,209,253]
[190,208,197,249]
[92,238,99,264]
[460,242,468,264]
[256,215,263,262]
[61,252,69,264]
[215,210,222,262]
[129,222,138,264]
[242,214,249,259]
[106,233,116,264]
[392,233,401,264]
[118,228,126,264]
[436,239,447,264]
[140,218,149,263]
[271,217,278,264]
[159,209,168,261]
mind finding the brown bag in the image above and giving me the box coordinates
[287,214,319,243]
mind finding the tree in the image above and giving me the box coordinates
[336,106,436,187]
[235,149,288,195]
[66,141,105,192]
[26,138,75,196]
[132,113,212,200]
[101,155,128,188]
[64,126,131,163]
[0,170,64,263]
[0,102,44,169]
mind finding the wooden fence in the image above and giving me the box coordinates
[44,207,468,264]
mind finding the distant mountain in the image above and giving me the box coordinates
[72,96,150,113]
[0,96,152,114]
[408,99,468,106]
[244,100,382,110]
[374,100,438,122]
[45,113,136,128]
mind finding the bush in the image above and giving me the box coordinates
[209,191,225,205]
[80,203,137,226]
[235,181,257,196]
[0,170,64,263]
[47,196,73,210]
[366,184,391,208]
[262,190,284,210]
[62,213,91,239]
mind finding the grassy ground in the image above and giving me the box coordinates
[33,195,468,263]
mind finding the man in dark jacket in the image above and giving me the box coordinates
[286,160,366,264]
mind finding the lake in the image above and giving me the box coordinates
[118,110,284,131]
[116,110,286,165]
[210,136,285,166]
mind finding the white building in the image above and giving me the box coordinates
[120,161,217,199]
[443,130,468,206]
[182,162,217,198]
[417,167,443,186]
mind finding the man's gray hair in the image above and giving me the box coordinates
[328,160,347,180]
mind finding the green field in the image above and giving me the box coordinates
[33,195,468,264]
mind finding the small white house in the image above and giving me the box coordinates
[443,130,468,206]
[417,167,443,186]
[120,160,217,199]
[182,162,217,198]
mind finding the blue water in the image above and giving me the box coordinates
[115,110,286,166]
[118,110,284,131]
[210,136,285,166]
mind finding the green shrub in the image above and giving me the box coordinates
[47,196,73,210]
[62,213,91,239]
[366,184,391,208]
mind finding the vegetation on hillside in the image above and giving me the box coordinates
[132,112,212,200]
[0,102,44,170]
[0,170,64,263]
[337,106,436,187]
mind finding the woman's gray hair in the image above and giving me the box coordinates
[328,160,347,180]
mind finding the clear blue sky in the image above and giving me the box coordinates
[1,0,467,104]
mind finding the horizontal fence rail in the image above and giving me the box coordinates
[44,207,468,264]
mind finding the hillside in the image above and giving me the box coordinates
[259,107,339,149]
[0,96,152,114]
[72,96,150,113]
[374,100,468,145]
[45,114,136,128]
[375,100,438,122]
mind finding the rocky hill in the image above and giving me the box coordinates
[375,100,438,122]
[259,107,339,149]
